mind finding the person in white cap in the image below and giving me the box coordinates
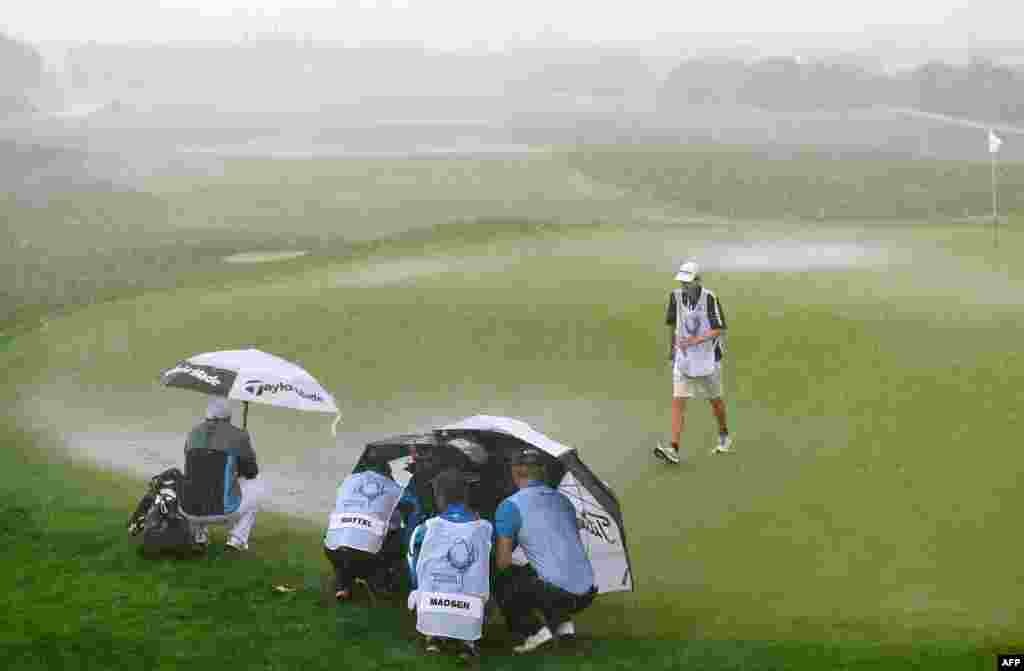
[654,260,732,464]
[182,397,264,551]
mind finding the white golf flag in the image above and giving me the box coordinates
[989,129,1003,154]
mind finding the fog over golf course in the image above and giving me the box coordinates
[2,10,1023,667]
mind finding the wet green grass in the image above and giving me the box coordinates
[9,218,1022,644]
[3,144,1022,667]
[0,422,996,669]
[568,143,1024,222]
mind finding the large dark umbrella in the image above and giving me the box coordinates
[357,415,634,594]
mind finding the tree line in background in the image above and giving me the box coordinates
[5,27,1024,127]
[1,32,45,116]
[659,56,1024,124]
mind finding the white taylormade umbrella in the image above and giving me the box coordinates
[160,348,341,434]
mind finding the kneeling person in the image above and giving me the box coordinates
[408,468,493,662]
[324,460,405,601]
[183,398,264,552]
[494,449,597,654]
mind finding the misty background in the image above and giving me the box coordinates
[5,5,1023,325]
[4,2,1024,193]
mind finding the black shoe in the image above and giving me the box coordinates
[457,642,480,665]
[424,636,441,654]
[368,572,399,595]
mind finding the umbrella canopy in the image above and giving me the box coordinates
[160,348,341,430]
[358,414,634,594]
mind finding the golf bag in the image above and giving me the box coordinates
[128,468,195,558]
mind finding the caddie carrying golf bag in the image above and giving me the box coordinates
[127,468,195,558]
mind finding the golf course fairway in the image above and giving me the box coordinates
[3,145,1020,667]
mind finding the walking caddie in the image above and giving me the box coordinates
[654,260,732,464]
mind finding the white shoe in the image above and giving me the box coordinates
[555,621,575,638]
[514,626,553,654]
[653,442,680,464]
[712,434,733,454]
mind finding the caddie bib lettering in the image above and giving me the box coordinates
[417,591,484,619]
[328,512,387,536]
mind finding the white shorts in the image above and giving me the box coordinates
[672,366,723,399]
[183,477,266,548]
[182,476,265,525]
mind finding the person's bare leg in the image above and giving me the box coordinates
[671,397,688,449]
[709,398,728,435]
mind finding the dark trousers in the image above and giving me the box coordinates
[494,565,596,638]
[324,530,403,593]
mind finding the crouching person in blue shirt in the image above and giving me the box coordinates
[323,460,404,601]
[407,468,493,664]
[494,448,597,654]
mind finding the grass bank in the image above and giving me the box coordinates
[0,419,994,670]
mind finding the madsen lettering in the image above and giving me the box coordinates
[429,597,471,610]
[166,365,221,387]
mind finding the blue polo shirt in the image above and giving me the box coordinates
[495,481,594,595]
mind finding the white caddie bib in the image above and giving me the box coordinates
[324,470,403,553]
[674,287,717,378]
[414,517,493,641]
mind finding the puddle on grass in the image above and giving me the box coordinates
[321,236,896,294]
[30,397,490,523]
[56,426,361,522]
[549,232,899,272]
[28,384,627,526]
[223,250,309,264]
[325,253,523,288]
[702,242,895,271]
[328,257,457,287]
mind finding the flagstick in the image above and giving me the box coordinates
[987,147,995,248]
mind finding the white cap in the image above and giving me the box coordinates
[674,261,699,282]
[206,397,232,420]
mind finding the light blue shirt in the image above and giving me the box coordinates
[495,482,595,595]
